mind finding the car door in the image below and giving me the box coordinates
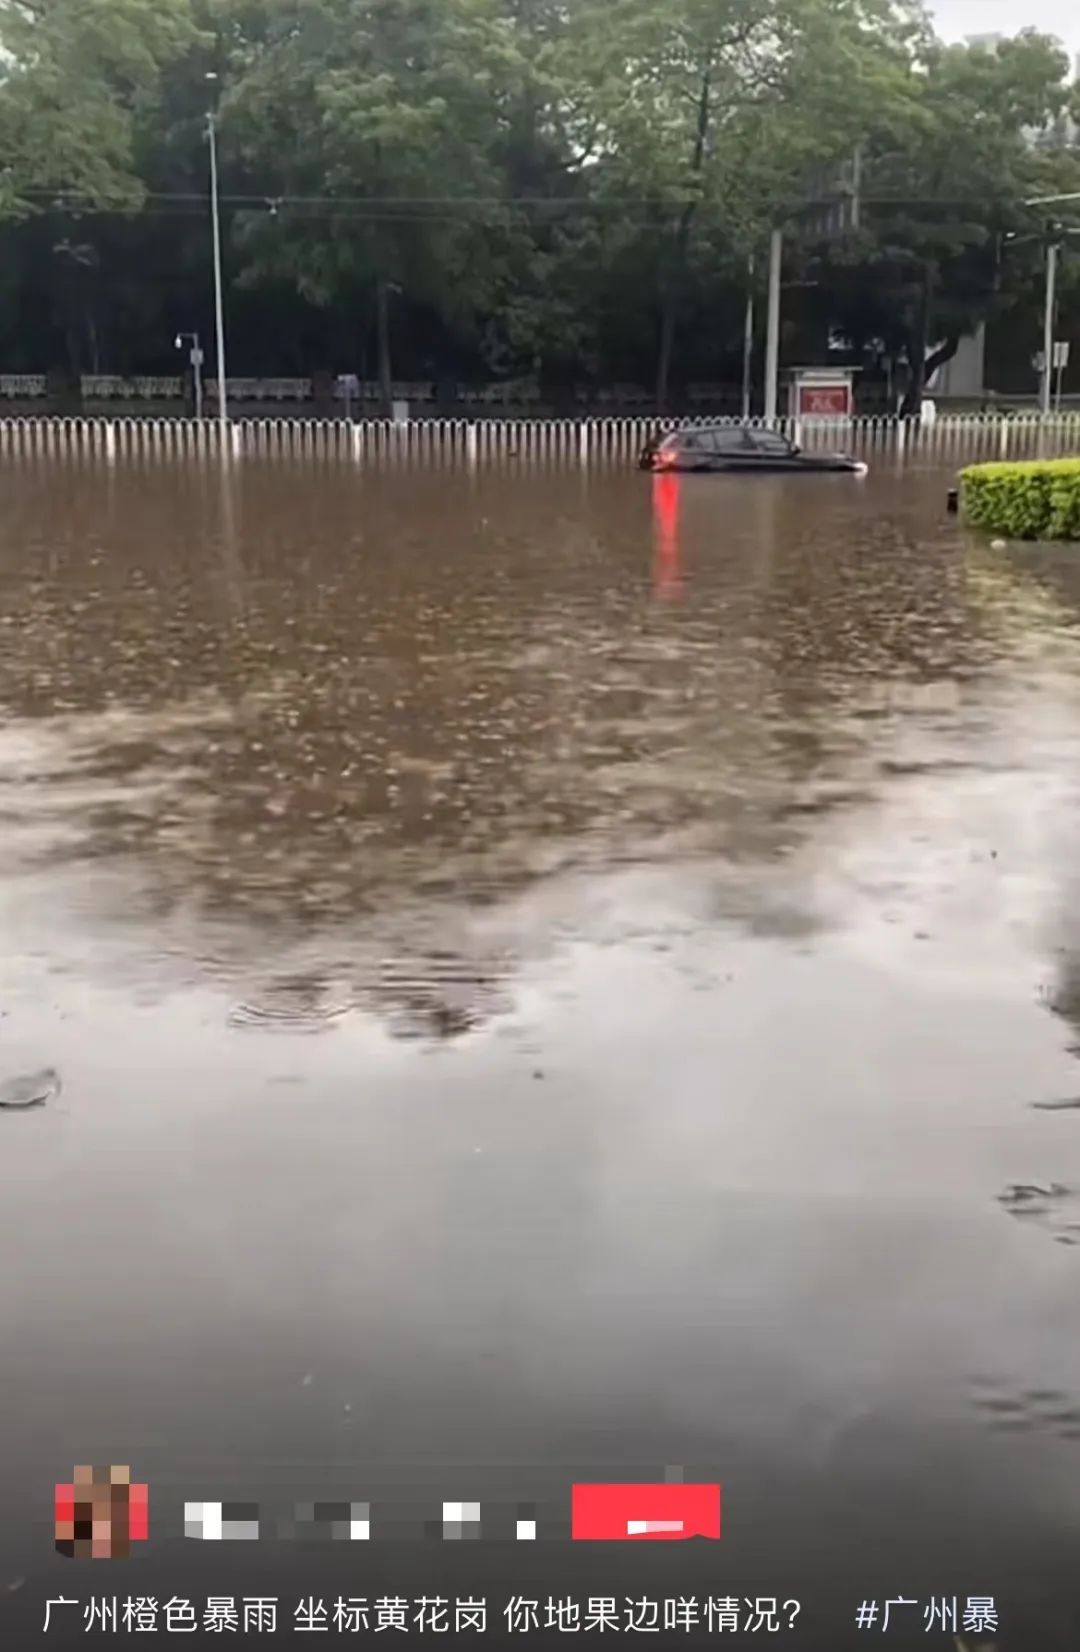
[745,430,799,470]
[710,427,760,471]
[675,429,715,471]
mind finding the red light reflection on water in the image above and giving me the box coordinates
[652,473,682,599]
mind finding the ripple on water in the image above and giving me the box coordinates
[970,1378,1080,1440]
[997,1183,1080,1246]
[227,981,353,1033]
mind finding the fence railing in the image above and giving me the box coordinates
[1,411,1079,467]
[8,373,1071,412]
[0,375,800,407]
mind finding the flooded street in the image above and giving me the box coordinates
[4,453,1080,1644]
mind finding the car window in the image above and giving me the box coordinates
[748,430,795,456]
[711,428,755,455]
[676,427,753,455]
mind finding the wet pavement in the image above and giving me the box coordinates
[3,455,1080,1645]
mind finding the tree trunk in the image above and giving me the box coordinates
[899,334,961,416]
[655,299,676,414]
[899,263,937,417]
[375,277,393,414]
[654,65,711,415]
[741,257,755,420]
[46,361,82,414]
[923,335,960,383]
[65,321,82,384]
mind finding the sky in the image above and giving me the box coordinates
[931,0,1080,55]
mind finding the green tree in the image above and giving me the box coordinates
[1,0,1078,404]
[808,30,1077,413]
[0,0,198,214]
[552,0,922,409]
[219,0,524,406]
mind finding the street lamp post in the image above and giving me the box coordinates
[205,74,228,433]
[764,227,783,426]
[174,331,204,419]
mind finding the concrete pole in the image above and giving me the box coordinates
[1040,239,1057,417]
[764,227,782,427]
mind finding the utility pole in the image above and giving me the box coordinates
[764,227,782,425]
[761,147,862,429]
[1055,341,1069,412]
[206,74,228,433]
[1040,235,1058,417]
[1023,195,1080,416]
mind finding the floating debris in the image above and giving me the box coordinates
[1030,1098,1080,1112]
[0,1068,61,1110]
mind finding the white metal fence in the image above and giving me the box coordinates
[1,411,1079,467]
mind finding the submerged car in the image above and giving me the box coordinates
[639,423,867,475]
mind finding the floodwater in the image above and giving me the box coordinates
[3,454,1080,1646]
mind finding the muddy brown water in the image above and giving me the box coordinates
[3,456,1080,1645]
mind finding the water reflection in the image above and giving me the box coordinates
[1,463,1079,961]
[6,459,1080,1639]
[651,474,682,599]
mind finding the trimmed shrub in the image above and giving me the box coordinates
[960,458,1080,542]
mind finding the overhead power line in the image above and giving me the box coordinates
[15,187,1066,215]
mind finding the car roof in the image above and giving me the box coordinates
[682,422,786,434]
[668,424,795,441]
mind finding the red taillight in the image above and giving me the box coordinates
[655,448,676,468]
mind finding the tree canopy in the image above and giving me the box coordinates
[0,0,1077,408]
[0,0,199,211]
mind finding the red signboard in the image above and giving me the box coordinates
[796,383,852,417]
[571,1482,721,1541]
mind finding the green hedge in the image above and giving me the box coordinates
[960,458,1080,542]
